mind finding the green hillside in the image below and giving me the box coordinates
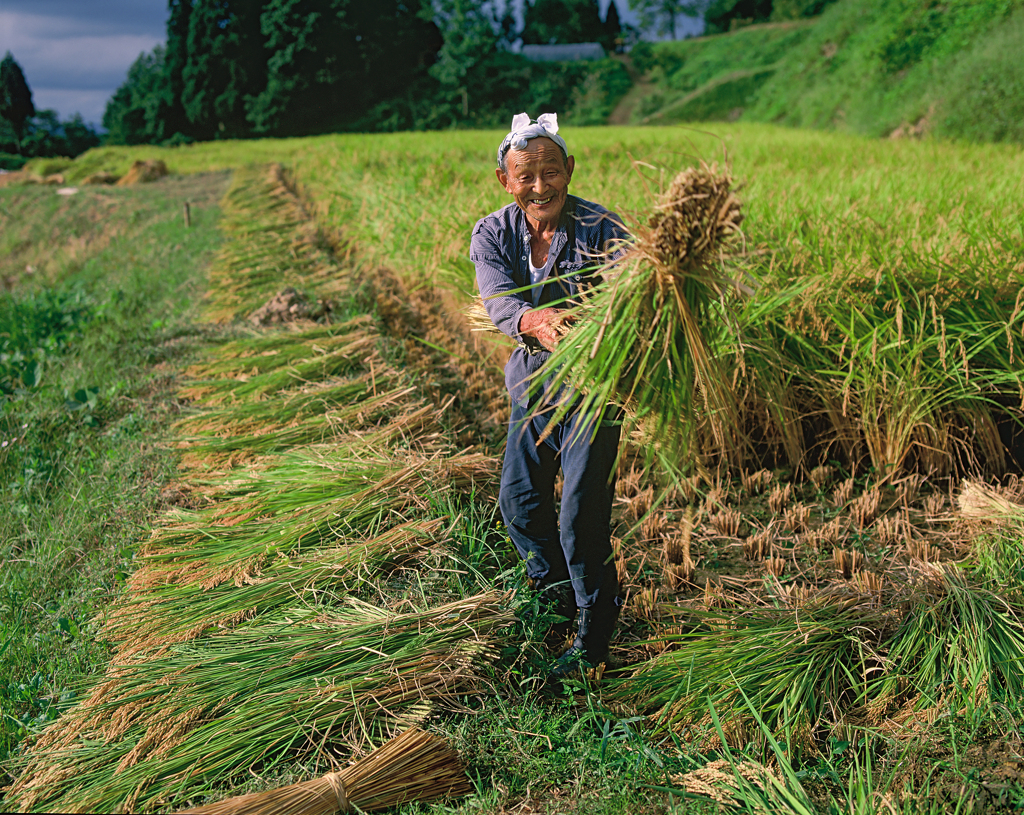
[629,0,1024,142]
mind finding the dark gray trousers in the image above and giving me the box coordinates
[499,401,620,609]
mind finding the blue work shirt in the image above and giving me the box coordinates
[471,194,628,407]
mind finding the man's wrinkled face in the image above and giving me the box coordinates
[496,137,575,226]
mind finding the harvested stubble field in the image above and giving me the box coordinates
[3,125,1024,814]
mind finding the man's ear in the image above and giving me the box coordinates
[495,166,510,191]
[565,155,575,183]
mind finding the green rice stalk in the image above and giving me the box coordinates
[607,599,881,741]
[173,372,406,438]
[204,164,345,322]
[103,519,442,653]
[9,593,511,814]
[867,564,1024,714]
[179,393,430,457]
[133,449,498,594]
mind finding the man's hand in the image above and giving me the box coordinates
[519,308,575,352]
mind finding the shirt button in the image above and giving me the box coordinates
[573,275,581,281]
[522,255,527,260]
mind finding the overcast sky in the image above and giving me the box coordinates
[0,1,166,126]
[0,0,685,129]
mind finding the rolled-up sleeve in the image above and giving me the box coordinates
[471,217,532,341]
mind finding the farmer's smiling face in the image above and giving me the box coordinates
[497,137,575,229]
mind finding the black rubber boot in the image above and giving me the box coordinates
[539,582,576,647]
[524,579,576,647]
[550,573,621,678]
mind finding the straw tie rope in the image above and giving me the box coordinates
[324,772,349,813]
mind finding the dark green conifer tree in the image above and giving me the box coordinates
[0,52,35,153]
[181,0,265,139]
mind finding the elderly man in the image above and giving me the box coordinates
[471,113,627,676]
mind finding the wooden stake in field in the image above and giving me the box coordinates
[175,728,470,815]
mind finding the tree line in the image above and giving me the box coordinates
[0,52,100,167]
[101,0,634,146]
[0,0,834,159]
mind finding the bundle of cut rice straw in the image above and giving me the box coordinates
[176,727,470,814]
[530,162,745,452]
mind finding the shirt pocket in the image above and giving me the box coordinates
[558,260,601,298]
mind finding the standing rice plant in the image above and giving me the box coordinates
[606,598,885,742]
[9,593,511,814]
[529,162,747,465]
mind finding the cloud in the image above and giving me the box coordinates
[0,1,166,38]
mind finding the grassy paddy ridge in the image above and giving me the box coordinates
[3,126,1024,812]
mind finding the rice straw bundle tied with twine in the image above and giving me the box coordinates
[176,727,470,814]
[528,161,746,459]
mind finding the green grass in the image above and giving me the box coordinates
[0,174,229,769]
[629,0,1024,143]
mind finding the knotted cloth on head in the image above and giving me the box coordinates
[497,112,568,169]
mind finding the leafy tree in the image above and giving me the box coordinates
[628,0,704,40]
[247,0,441,136]
[0,52,35,153]
[20,111,100,158]
[163,0,194,140]
[770,0,839,20]
[703,0,773,34]
[103,47,172,145]
[182,0,265,138]
[521,0,606,44]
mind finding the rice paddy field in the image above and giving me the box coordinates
[3,123,1024,813]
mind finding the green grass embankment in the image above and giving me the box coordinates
[632,0,1024,143]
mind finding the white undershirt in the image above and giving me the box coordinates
[529,255,545,306]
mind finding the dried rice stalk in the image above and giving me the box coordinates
[741,468,772,495]
[831,477,855,507]
[765,556,786,577]
[744,528,772,561]
[783,503,811,533]
[767,483,792,514]
[710,508,742,537]
[175,728,470,814]
[809,464,836,491]
[957,479,1024,521]
[833,548,863,579]
[851,489,881,528]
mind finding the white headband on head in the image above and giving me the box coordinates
[498,112,568,167]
